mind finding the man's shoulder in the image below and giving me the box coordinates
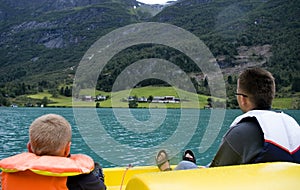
[231,116,259,128]
[226,117,262,140]
[67,162,106,190]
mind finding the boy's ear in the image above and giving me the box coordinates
[27,142,33,153]
[64,142,71,157]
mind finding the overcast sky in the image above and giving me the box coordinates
[137,0,176,5]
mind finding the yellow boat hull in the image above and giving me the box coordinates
[103,162,300,190]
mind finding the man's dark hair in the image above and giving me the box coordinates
[238,67,275,109]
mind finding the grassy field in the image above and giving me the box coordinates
[72,86,211,108]
[272,97,296,110]
[26,87,297,109]
[27,87,211,108]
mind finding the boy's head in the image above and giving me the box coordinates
[27,114,72,157]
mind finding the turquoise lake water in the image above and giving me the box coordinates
[0,107,299,168]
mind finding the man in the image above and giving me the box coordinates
[210,67,300,166]
[0,114,106,190]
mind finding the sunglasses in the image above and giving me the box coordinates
[235,93,248,97]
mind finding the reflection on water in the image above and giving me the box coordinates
[0,108,299,167]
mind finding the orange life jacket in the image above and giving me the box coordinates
[0,152,94,190]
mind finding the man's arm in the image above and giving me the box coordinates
[209,117,264,167]
[67,162,106,190]
[209,137,242,167]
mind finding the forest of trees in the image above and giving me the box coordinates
[0,0,299,108]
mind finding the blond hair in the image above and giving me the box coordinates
[29,114,72,156]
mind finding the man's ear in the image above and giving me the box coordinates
[240,95,248,106]
[27,142,33,153]
[64,142,71,157]
[241,96,255,112]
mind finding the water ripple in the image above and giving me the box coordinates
[1,108,299,167]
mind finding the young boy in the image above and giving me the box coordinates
[0,114,106,190]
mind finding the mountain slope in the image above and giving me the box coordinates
[0,0,299,106]
[152,0,299,90]
[0,0,141,84]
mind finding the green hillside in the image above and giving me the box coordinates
[0,0,299,108]
[152,0,299,77]
[25,86,211,108]
[21,86,298,109]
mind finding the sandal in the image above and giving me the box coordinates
[156,150,172,171]
[182,149,196,164]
